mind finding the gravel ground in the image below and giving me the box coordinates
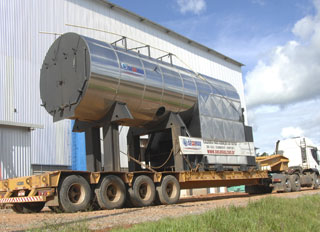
[1,188,320,231]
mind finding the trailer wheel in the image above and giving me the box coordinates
[12,202,45,213]
[128,175,155,207]
[156,175,180,205]
[245,185,257,194]
[245,185,272,194]
[95,175,126,210]
[312,174,319,189]
[23,202,45,213]
[58,175,92,213]
[12,204,25,213]
[283,177,292,192]
[153,194,162,206]
[290,175,301,192]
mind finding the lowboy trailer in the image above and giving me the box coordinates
[0,33,319,213]
[0,169,268,213]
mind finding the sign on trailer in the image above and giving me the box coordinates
[179,136,255,156]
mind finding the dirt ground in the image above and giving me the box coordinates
[1,188,320,232]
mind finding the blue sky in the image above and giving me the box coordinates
[110,0,314,74]
[110,0,320,153]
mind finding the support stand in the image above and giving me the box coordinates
[103,124,120,171]
[127,112,189,172]
[73,102,132,172]
[84,127,101,172]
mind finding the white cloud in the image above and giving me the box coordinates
[245,0,320,108]
[176,0,206,15]
[248,99,320,153]
[281,127,304,138]
[292,16,315,40]
[251,0,265,6]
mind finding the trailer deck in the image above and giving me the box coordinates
[0,170,269,207]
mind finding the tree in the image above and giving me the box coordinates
[260,152,269,157]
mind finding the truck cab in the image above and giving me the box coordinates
[264,137,320,193]
[276,137,320,172]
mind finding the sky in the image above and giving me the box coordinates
[109,0,320,154]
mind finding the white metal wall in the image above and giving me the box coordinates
[0,0,245,176]
[0,0,72,172]
[0,126,31,179]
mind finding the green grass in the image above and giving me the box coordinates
[113,194,320,232]
[26,194,320,232]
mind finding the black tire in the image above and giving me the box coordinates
[312,174,319,189]
[12,204,25,213]
[95,175,126,210]
[290,175,301,192]
[262,185,273,193]
[283,177,292,192]
[12,202,45,213]
[123,193,134,208]
[156,175,180,205]
[153,191,162,206]
[58,175,92,213]
[245,185,272,194]
[23,202,45,213]
[128,175,155,207]
[245,185,257,194]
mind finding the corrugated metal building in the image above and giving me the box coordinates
[0,0,246,180]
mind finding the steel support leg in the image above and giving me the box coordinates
[127,129,142,172]
[171,126,186,171]
[103,124,120,172]
[85,127,101,172]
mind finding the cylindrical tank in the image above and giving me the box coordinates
[40,33,239,126]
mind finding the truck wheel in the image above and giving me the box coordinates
[290,175,301,192]
[95,175,126,210]
[129,175,155,207]
[153,193,162,206]
[283,177,292,192]
[12,202,45,213]
[123,188,135,208]
[156,175,180,205]
[245,185,257,194]
[22,202,45,213]
[262,185,273,193]
[58,175,92,213]
[312,174,320,189]
[12,204,25,213]
[245,185,271,194]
